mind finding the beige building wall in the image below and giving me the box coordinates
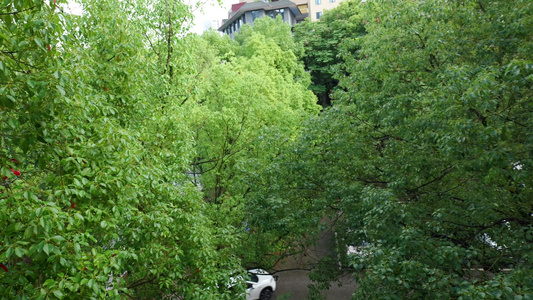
[308,0,344,21]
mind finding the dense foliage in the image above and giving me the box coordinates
[249,0,533,299]
[189,17,319,268]
[293,0,365,107]
[0,0,319,298]
[2,0,532,299]
[0,0,242,298]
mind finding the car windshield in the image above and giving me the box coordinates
[247,273,259,283]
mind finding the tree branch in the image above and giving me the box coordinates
[164,0,173,78]
[126,275,157,289]
[469,108,488,126]
[144,33,160,57]
[407,165,455,194]
[0,6,35,15]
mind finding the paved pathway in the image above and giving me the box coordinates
[270,228,358,299]
[272,270,357,300]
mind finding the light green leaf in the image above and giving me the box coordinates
[15,247,24,258]
[43,243,52,255]
[52,290,64,299]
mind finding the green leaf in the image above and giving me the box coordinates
[15,247,24,258]
[51,236,65,243]
[52,290,64,299]
[6,247,13,259]
[56,85,65,96]
[43,243,52,255]
[87,279,94,289]
[35,37,43,48]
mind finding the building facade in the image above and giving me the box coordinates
[218,0,349,38]
[309,0,340,21]
[218,0,309,39]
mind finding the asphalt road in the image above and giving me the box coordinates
[269,227,358,299]
[272,269,357,300]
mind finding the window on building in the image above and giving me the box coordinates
[316,11,322,19]
[330,0,335,2]
[267,9,284,21]
[252,10,260,21]
[315,0,321,5]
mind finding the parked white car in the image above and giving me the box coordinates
[244,269,278,300]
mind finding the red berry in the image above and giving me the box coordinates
[104,86,108,92]
[47,45,51,51]
[10,168,20,176]
[83,267,88,271]
[71,203,76,209]
[0,264,7,272]
[2,176,7,181]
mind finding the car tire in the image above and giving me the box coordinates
[259,288,273,300]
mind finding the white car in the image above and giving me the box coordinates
[244,269,278,300]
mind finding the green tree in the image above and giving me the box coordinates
[0,0,241,298]
[248,0,533,298]
[293,0,365,107]
[184,18,319,268]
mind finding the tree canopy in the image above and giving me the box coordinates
[2,0,532,299]
[1,0,320,297]
[293,0,365,106]
[188,17,319,268]
[249,0,533,298]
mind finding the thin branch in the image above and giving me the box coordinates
[0,6,35,15]
[191,148,243,166]
[407,165,456,193]
[465,218,514,242]
[356,177,388,187]
[164,0,173,78]
[469,108,487,126]
[477,1,486,13]
[353,115,409,144]
[126,275,157,289]
[414,32,426,49]
[118,290,135,299]
[144,32,160,57]
[5,52,43,71]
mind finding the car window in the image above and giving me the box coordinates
[247,273,259,283]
